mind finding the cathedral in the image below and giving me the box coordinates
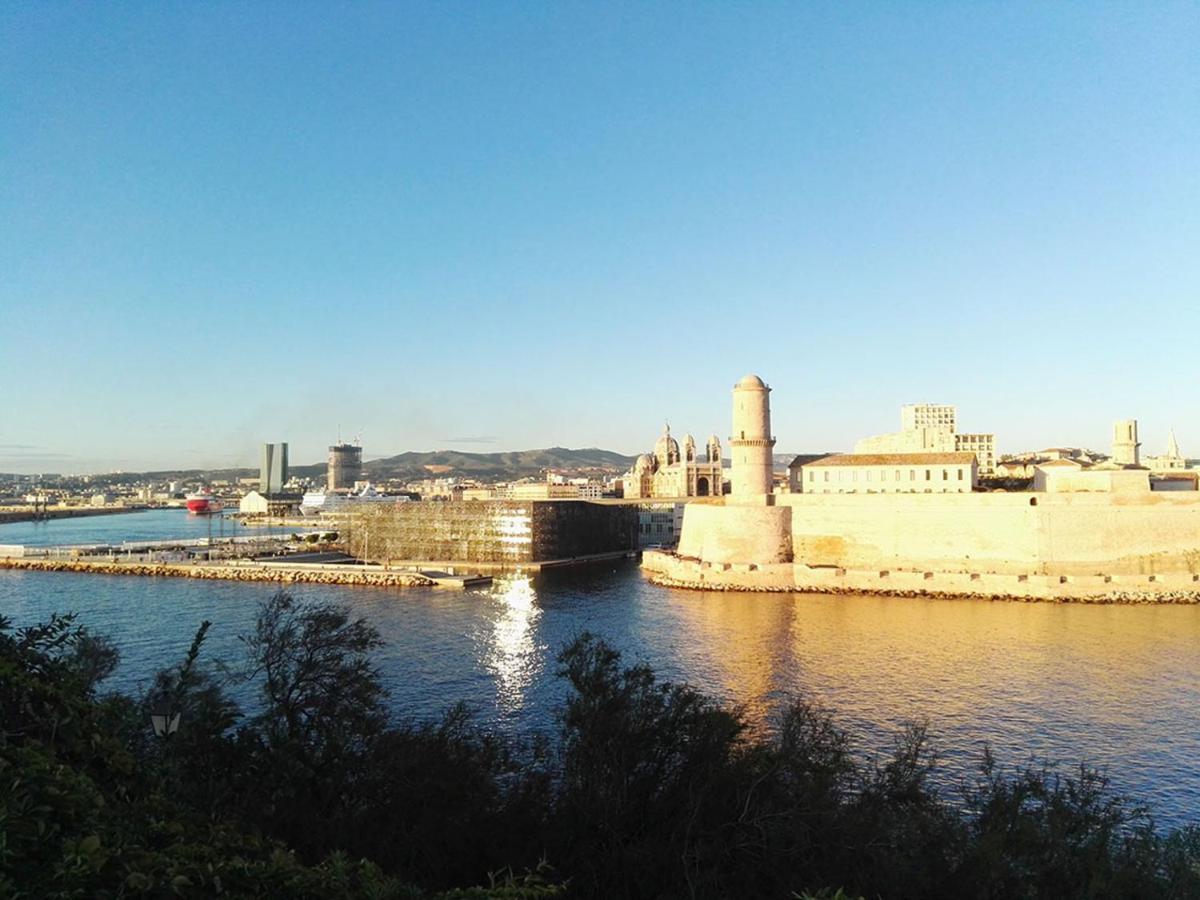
[623,424,725,499]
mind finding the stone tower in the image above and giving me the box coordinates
[1112,419,1141,467]
[730,374,775,499]
[706,434,722,464]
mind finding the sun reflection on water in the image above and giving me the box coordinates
[484,574,544,714]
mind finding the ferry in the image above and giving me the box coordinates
[185,491,225,515]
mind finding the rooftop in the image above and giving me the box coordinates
[734,374,767,389]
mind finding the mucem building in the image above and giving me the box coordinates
[346,500,638,565]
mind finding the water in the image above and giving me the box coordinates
[0,508,285,547]
[2,511,1199,829]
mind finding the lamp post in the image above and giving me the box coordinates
[150,706,181,739]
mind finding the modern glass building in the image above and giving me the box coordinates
[347,500,638,565]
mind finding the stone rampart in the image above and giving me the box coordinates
[676,502,792,565]
[776,492,1200,576]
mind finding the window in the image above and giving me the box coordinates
[957,469,963,480]
[823,471,829,482]
[943,469,948,480]
[925,469,931,481]
[808,470,813,482]
[896,470,901,481]
[909,470,915,481]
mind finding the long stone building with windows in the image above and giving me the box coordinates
[796,452,977,494]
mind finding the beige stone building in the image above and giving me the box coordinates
[1032,459,1149,494]
[1144,430,1188,472]
[622,425,724,499]
[798,452,977,494]
[855,403,995,476]
[509,481,585,500]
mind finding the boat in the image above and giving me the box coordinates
[299,484,405,517]
[185,491,225,515]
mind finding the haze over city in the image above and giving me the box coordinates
[2,3,1197,473]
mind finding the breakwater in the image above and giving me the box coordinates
[0,557,435,588]
[0,507,147,525]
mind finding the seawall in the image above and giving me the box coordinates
[0,507,149,525]
[642,550,1200,604]
[0,557,435,588]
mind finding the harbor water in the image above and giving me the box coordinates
[2,510,1198,829]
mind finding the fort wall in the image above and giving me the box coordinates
[676,502,792,565]
[776,492,1200,576]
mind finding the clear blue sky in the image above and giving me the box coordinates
[2,2,1197,473]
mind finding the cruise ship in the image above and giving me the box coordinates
[300,484,404,516]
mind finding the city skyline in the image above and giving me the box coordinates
[3,4,1197,472]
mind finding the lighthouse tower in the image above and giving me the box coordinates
[730,374,776,500]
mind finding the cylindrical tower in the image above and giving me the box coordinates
[327,443,364,492]
[730,374,775,499]
[1112,419,1140,467]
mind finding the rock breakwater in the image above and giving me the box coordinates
[0,558,435,588]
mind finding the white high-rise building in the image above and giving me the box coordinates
[901,403,956,433]
[857,403,995,476]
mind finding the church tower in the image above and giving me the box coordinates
[1112,419,1141,467]
[706,434,722,464]
[730,374,775,499]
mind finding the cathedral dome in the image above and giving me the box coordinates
[634,453,656,473]
[654,424,680,467]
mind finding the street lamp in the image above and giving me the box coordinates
[150,697,181,739]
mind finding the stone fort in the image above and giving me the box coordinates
[644,375,1200,602]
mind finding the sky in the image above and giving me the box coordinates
[1,2,1197,473]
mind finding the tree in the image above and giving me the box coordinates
[237,592,387,860]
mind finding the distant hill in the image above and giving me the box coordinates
[18,447,838,488]
[57,447,639,487]
[361,447,637,481]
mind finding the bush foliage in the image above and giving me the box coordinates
[2,593,1198,898]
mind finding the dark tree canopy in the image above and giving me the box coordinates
[2,601,1199,899]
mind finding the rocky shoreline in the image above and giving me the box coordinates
[643,570,1200,604]
[0,557,435,588]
